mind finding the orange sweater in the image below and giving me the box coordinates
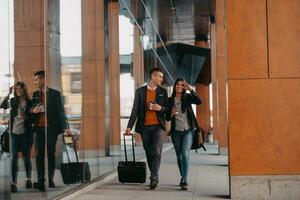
[144,89,159,125]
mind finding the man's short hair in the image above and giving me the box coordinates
[34,70,45,78]
[149,67,163,79]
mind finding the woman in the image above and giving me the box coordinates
[167,78,201,190]
[0,82,33,192]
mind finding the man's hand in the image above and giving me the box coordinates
[0,119,9,125]
[151,103,161,111]
[64,129,71,136]
[125,128,132,135]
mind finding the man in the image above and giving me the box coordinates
[31,70,68,191]
[125,67,169,189]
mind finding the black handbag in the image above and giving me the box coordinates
[0,128,9,153]
[191,112,206,152]
[60,135,91,184]
[117,134,146,183]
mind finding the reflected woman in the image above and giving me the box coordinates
[0,82,33,193]
[167,78,201,190]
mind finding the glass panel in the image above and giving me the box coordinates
[1,0,48,199]
[119,1,173,168]
[46,0,84,199]
[0,2,13,199]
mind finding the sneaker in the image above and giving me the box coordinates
[26,180,32,188]
[150,180,158,190]
[11,184,17,193]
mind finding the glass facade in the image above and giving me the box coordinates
[0,0,173,199]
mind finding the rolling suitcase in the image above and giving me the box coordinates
[117,134,146,183]
[60,135,91,184]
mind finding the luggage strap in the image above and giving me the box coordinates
[123,133,135,163]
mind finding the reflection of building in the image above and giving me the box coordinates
[61,57,82,117]
[1,0,299,200]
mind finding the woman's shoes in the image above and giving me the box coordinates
[150,180,158,190]
[10,180,32,193]
[179,179,188,190]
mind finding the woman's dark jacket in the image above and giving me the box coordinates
[166,90,201,133]
[0,95,33,137]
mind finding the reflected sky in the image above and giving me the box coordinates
[60,0,82,57]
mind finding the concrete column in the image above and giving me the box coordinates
[14,0,61,92]
[195,84,210,139]
[132,25,144,144]
[108,1,121,153]
[81,0,106,155]
[226,0,300,199]
[47,0,62,91]
[215,0,228,155]
[210,21,219,144]
[194,40,211,139]
[133,25,144,87]
[14,0,45,93]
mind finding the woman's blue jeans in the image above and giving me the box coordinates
[171,129,193,182]
[11,133,32,184]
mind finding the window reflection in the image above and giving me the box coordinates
[0,0,13,199]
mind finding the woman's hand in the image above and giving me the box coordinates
[31,106,42,114]
[9,86,15,94]
[171,106,178,117]
[183,81,192,91]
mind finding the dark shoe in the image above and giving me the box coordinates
[49,180,55,188]
[179,179,183,186]
[11,184,17,193]
[180,181,188,190]
[150,180,158,190]
[26,180,32,188]
[33,182,45,192]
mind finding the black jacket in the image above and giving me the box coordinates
[32,88,67,135]
[166,90,201,133]
[127,85,169,133]
[0,95,33,137]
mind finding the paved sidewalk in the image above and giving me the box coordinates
[73,143,230,200]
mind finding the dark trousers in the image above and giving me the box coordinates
[34,127,58,183]
[141,125,164,182]
[11,134,32,184]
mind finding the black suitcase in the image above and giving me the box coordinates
[60,135,91,184]
[117,134,146,183]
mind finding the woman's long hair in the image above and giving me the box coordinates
[13,81,31,103]
[171,77,187,113]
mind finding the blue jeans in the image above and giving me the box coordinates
[11,133,32,184]
[171,129,193,182]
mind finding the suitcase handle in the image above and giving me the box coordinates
[123,133,135,163]
[62,121,79,163]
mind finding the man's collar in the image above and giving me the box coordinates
[40,87,49,92]
[147,84,157,91]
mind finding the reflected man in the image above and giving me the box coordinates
[31,70,68,191]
